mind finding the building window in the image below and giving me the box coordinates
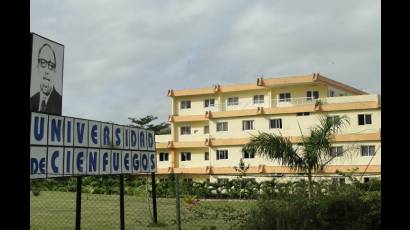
[364,177,370,183]
[328,115,340,132]
[330,146,343,157]
[180,126,191,135]
[216,122,228,131]
[183,178,193,184]
[204,152,209,160]
[243,150,255,159]
[204,99,215,108]
[217,178,229,185]
[270,119,282,129]
[159,153,169,161]
[296,112,310,116]
[181,152,191,161]
[339,178,346,184]
[216,150,228,160]
[361,145,376,156]
[307,91,319,101]
[180,100,191,109]
[227,97,239,106]
[242,120,254,130]
[159,178,168,182]
[358,114,372,125]
[279,93,291,102]
[204,125,209,134]
[330,91,335,97]
[253,95,264,104]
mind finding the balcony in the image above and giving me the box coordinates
[173,94,380,117]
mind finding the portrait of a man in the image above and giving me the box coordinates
[30,33,63,115]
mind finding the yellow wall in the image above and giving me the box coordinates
[175,121,209,142]
[176,148,210,168]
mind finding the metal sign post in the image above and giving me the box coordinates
[120,175,125,230]
[75,176,82,230]
[151,172,158,224]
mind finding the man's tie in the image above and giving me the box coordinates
[40,100,46,112]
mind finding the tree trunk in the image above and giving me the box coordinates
[307,172,313,199]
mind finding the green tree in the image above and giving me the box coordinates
[128,115,170,134]
[242,115,349,198]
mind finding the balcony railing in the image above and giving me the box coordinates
[174,94,379,115]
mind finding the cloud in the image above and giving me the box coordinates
[30,0,380,124]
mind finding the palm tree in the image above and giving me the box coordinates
[233,158,250,199]
[242,115,349,198]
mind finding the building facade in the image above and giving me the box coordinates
[155,73,381,183]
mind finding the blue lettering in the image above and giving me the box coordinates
[140,132,145,148]
[31,158,38,174]
[34,117,45,141]
[142,154,148,170]
[125,129,129,147]
[130,130,137,148]
[115,128,121,146]
[51,150,60,173]
[88,151,97,172]
[91,125,98,144]
[148,133,153,148]
[76,122,85,144]
[104,127,110,145]
[51,119,62,142]
[39,158,46,174]
[112,152,120,171]
[150,153,155,170]
[103,152,109,171]
[66,121,72,143]
[66,150,72,173]
[124,153,129,170]
[77,151,84,172]
[132,154,140,171]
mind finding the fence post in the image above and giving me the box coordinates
[175,174,181,230]
[75,176,82,230]
[120,175,125,230]
[151,173,158,224]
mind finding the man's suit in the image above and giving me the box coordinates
[30,88,62,115]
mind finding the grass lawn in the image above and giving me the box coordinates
[30,191,256,230]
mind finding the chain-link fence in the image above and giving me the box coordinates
[30,174,262,229]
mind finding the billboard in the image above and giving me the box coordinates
[30,33,64,116]
[30,112,157,179]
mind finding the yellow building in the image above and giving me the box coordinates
[155,73,381,183]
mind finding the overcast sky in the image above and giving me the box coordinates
[30,0,380,125]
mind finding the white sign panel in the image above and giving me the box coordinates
[30,112,157,179]
[88,121,101,148]
[87,149,99,175]
[148,151,157,172]
[111,150,122,174]
[140,152,150,173]
[30,113,48,145]
[74,119,88,147]
[99,149,111,175]
[73,148,87,175]
[122,151,132,174]
[30,146,47,179]
[130,128,138,150]
[131,151,141,173]
[64,118,74,146]
[30,33,64,116]
[48,116,64,146]
[64,148,74,176]
[147,130,156,151]
[47,147,64,177]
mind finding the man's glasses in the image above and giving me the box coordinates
[38,58,56,71]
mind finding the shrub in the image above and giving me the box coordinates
[243,186,381,230]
